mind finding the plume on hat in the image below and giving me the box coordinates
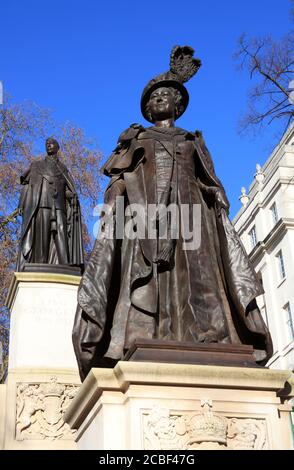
[169,45,201,83]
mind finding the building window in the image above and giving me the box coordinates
[284,303,294,343]
[270,202,278,225]
[276,250,286,280]
[249,226,257,249]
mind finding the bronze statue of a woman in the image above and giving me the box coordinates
[73,46,272,380]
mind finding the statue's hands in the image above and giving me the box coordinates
[197,183,229,216]
[66,189,74,200]
[209,187,229,215]
[155,240,176,269]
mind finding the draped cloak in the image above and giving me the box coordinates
[72,125,273,380]
[17,158,84,270]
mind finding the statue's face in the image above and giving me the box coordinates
[148,87,176,121]
[46,139,59,155]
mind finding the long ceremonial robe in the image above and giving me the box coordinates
[17,157,84,270]
[73,125,272,380]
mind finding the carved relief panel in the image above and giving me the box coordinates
[143,399,267,450]
[16,377,79,441]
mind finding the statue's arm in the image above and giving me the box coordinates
[63,171,79,226]
[18,166,31,214]
[97,176,126,238]
[104,177,126,209]
[194,130,230,215]
[65,182,75,202]
[20,167,30,185]
[65,169,77,192]
[197,178,230,214]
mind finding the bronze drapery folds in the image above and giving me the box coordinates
[73,46,272,380]
[17,138,84,271]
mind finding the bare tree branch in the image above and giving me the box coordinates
[235,29,294,134]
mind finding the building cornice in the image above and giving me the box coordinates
[249,218,294,265]
[234,173,294,235]
[233,125,294,226]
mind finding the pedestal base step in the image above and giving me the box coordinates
[123,339,259,368]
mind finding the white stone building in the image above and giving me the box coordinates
[233,124,294,371]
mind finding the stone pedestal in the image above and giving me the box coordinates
[64,362,294,450]
[7,272,80,370]
[1,272,81,450]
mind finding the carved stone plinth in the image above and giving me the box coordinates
[6,272,81,369]
[64,362,294,450]
[1,272,82,449]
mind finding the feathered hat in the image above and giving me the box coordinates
[141,45,201,122]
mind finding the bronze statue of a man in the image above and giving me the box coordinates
[73,46,272,380]
[17,137,84,271]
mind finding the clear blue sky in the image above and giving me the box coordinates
[1,0,292,216]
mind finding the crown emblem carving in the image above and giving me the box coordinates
[188,399,228,444]
[39,376,65,398]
